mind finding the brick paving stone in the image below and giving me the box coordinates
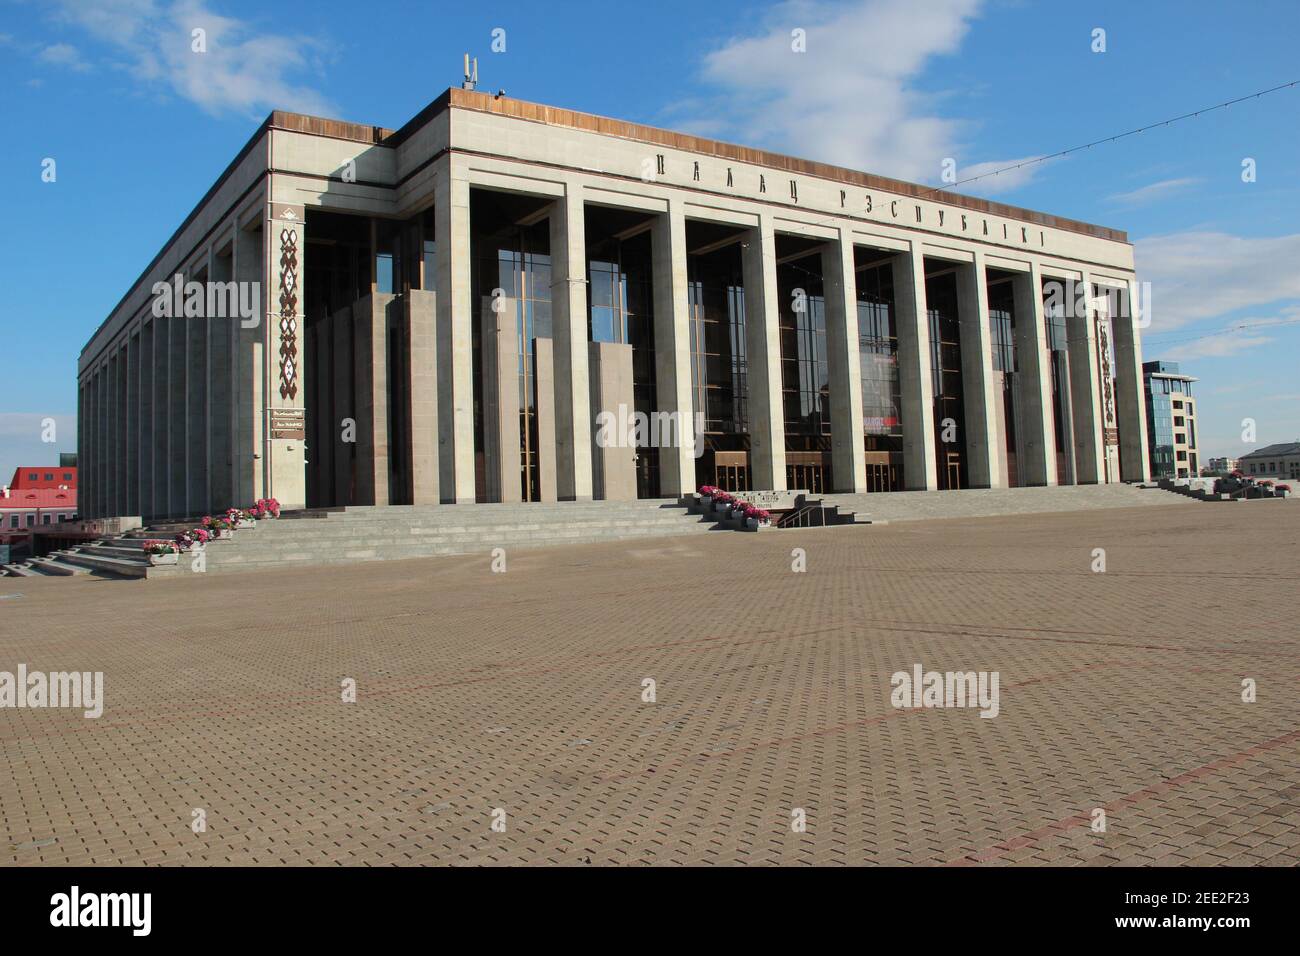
[0,501,1296,866]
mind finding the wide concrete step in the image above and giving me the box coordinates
[28,557,91,576]
[201,526,708,573]
[86,542,157,559]
[2,563,37,577]
[53,549,149,579]
[238,519,709,540]
[215,523,714,551]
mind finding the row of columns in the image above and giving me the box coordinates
[429,185,1148,500]
[78,219,264,520]
[78,177,1148,517]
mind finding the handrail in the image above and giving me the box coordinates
[776,505,826,529]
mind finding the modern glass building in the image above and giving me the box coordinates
[1142,360,1198,479]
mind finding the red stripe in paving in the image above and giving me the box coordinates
[945,727,1300,866]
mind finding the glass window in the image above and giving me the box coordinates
[422,240,436,291]
[376,253,394,294]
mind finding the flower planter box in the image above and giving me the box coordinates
[147,552,179,566]
[236,519,256,530]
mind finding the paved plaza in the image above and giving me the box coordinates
[1,500,1297,866]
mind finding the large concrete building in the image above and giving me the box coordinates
[77,87,1150,519]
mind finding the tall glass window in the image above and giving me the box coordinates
[688,269,747,435]
[857,263,901,443]
[777,262,829,437]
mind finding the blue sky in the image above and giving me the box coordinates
[2,0,1298,481]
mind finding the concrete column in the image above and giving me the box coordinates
[480,296,521,503]
[1066,273,1104,484]
[126,333,139,516]
[1112,282,1151,483]
[188,302,209,514]
[892,243,938,490]
[98,365,109,517]
[264,206,307,510]
[82,373,91,518]
[651,199,697,497]
[955,253,1001,488]
[153,318,170,517]
[169,313,188,516]
[1011,261,1057,486]
[821,232,867,493]
[434,168,476,503]
[589,341,637,500]
[549,185,594,501]
[331,304,353,506]
[534,338,558,503]
[209,246,234,510]
[138,324,154,517]
[741,214,787,490]
[233,222,262,507]
[120,344,130,515]
[78,378,90,518]
[76,380,86,517]
[405,290,439,504]
[107,349,119,516]
[354,293,393,506]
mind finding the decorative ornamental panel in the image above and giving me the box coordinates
[278,227,299,400]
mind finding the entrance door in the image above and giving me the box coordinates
[713,451,750,492]
[635,448,660,499]
[944,452,963,490]
[785,452,827,493]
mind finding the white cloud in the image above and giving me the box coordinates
[49,0,334,117]
[38,42,91,71]
[673,0,1032,190]
[1105,177,1202,207]
[946,155,1048,195]
[1134,231,1300,332]
[1162,329,1274,362]
[1160,307,1300,362]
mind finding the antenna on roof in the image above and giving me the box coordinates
[462,54,477,91]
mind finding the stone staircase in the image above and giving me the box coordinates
[196,500,723,575]
[681,492,866,529]
[2,500,737,580]
[820,482,1195,523]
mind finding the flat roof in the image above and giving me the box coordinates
[84,87,1130,360]
[268,87,1127,242]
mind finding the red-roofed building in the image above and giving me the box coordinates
[9,465,77,489]
[2,467,79,530]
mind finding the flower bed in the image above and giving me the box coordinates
[695,486,772,529]
[167,498,281,563]
[141,539,180,566]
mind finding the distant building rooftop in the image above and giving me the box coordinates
[1239,442,1300,461]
